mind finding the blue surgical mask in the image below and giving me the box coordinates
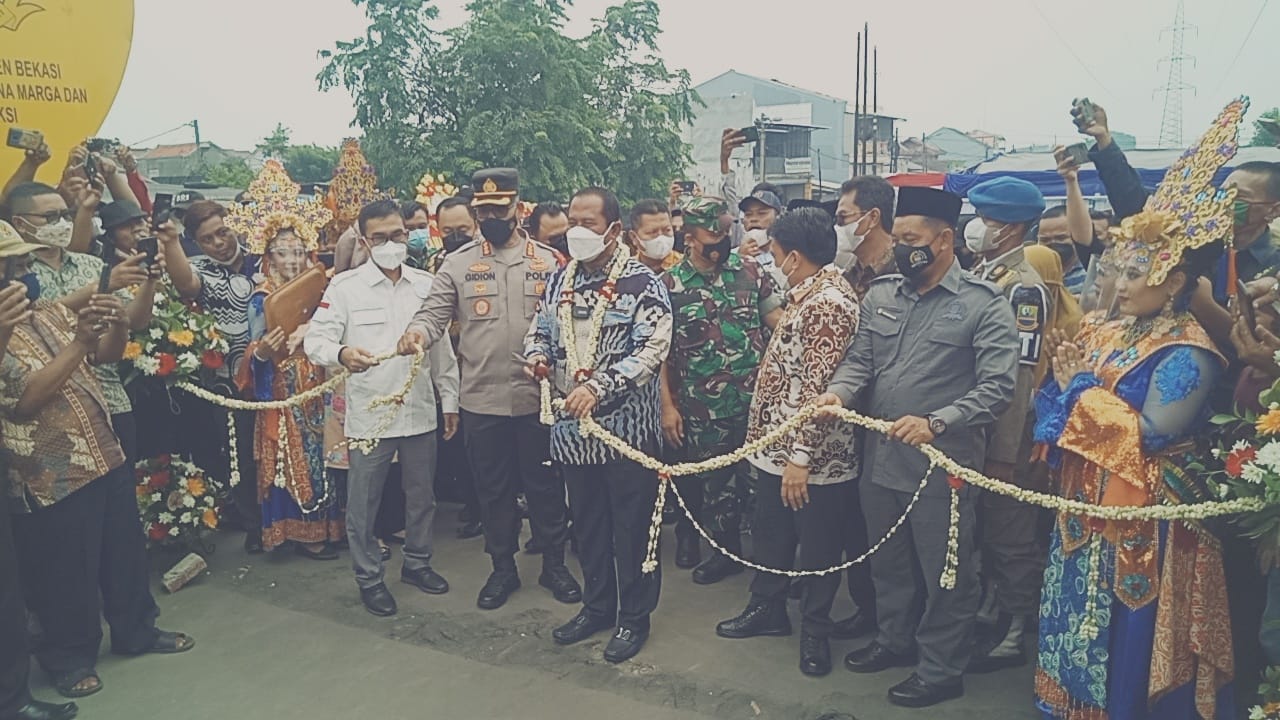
[407,228,430,255]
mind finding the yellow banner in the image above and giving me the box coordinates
[0,0,134,183]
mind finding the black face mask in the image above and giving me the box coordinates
[894,242,935,280]
[443,231,471,254]
[701,235,732,264]
[673,228,687,253]
[1051,242,1077,271]
[547,234,568,254]
[479,217,516,246]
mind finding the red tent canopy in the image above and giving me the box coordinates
[886,173,946,188]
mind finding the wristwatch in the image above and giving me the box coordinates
[926,414,947,437]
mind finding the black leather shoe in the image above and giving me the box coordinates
[831,609,875,640]
[401,567,449,595]
[456,520,483,539]
[887,672,963,708]
[477,570,521,610]
[799,633,832,677]
[715,601,792,639]
[4,700,79,720]
[603,626,648,664]
[552,611,613,646]
[843,641,915,674]
[538,565,582,604]
[692,551,743,585]
[244,531,264,555]
[360,583,397,617]
[675,534,701,569]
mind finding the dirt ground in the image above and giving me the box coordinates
[30,505,1038,720]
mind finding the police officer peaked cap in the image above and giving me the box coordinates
[471,168,519,207]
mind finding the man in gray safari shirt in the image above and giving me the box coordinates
[813,186,1017,709]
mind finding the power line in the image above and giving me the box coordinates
[1214,0,1269,93]
[1028,1,1116,98]
[1155,0,1196,148]
[128,123,195,148]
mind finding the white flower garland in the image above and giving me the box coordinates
[190,349,422,486]
[536,380,1269,581]
[555,245,631,388]
[940,485,960,590]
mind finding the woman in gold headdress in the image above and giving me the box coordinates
[1032,99,1250,720]
[228,161,344,558]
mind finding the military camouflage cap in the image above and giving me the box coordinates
[679,196,729,233]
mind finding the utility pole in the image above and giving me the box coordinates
[1155,0,1196,148]
[861,22,869,176]
[872,47,879,176]
[757,115,766,186]
[853,30,861,178]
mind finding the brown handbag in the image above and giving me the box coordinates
[262,263,329,361]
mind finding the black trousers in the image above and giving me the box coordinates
[564,459,661,630]
[12,465,158,675]
[838,479,876,619]
[748,471,849,638]
[463,411,568,570]
[0,477,31,715]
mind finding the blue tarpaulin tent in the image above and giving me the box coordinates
[943,147,1280,198]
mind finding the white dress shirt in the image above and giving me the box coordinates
[305,261,460,440]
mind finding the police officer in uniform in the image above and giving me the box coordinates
[815,187,1018,708]
[399,169,581,610]
[962,177,1052,673]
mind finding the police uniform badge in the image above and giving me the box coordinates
[474,298,492,317]
[1011,284,1047,366]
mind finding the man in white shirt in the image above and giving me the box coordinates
[305,200,461,617]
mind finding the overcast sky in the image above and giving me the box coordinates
[99,0,1278,153]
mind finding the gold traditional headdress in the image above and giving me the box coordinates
[1110,96,1249,286]
[224,160,332,255]
[324,139,385,238]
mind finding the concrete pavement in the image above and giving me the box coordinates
[30,505,1038,720]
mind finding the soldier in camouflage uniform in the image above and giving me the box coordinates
[660,197,782,585]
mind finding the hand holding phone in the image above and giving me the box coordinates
[1062,143,1090,167]
[738,126,761,144]
[137,237,159,267]
[6,127,44,152]
[152,193,174,230]
[97,236,116,294]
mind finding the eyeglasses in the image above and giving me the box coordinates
[366,231,408,245]
[15,209,74,224]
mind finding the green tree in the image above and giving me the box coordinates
[202,159,255,189]
[257,123,292,159]
[1248,108,1280,147]
[284,144,341,183]
[318,0,696,203]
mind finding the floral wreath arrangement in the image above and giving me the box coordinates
[122,284,228,386]
[135,454,223,550]
[414,171,458,215]
[1203,353,1280,556]
[1250,667,1280,720]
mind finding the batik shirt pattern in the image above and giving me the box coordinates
[527,257,673,466]
[746,267,860,485]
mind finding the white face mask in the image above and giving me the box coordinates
[833,215,869,270]
[29,218,73,249]
[964,217,993,254]
[369,240,408,269]
[744,227,770,247]
[639,234,674,260]
[566,223,615,262]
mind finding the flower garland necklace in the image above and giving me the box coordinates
[557,245,631,387]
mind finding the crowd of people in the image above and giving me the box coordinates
[0,95,1279,720]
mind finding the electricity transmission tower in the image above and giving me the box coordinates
[1155,0,1197,148]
